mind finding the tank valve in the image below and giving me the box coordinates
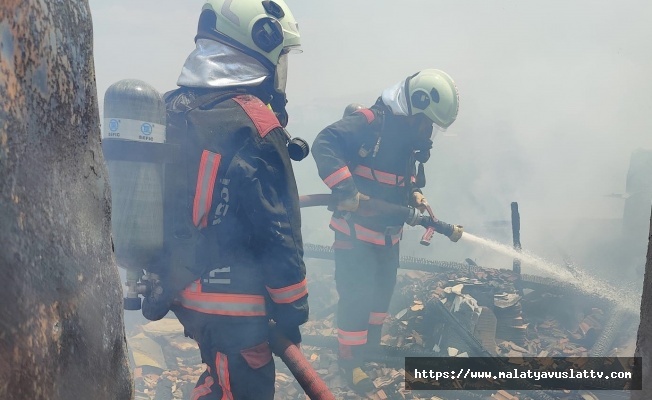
[283,129,310,161]
[123,269,150,311]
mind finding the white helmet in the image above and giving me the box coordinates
[197,0,301,71]
[405,69,459,129]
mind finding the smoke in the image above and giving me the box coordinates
[89,0,652,314]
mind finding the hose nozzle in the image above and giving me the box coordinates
[449,225,464,242]
[408,202,463,245]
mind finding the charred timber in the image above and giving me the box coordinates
[0,1,132,399]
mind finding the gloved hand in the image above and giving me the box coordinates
[271,322,302,345]
[337,192,370,212]
[141,287,172,321]
[448,225,464,242]
[280,324,302,345]
[411,191,428,212]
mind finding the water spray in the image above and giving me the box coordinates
[459,232,639,312]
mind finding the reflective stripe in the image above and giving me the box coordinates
[215,352,233,400]
[369,312,388,325]
[180,281,266,316]
[329,217,351,235]
[206,279,231,284]
[352,165,406,186]
[354,224,387,245]
[354,108,375,123]
[193,150,222,228]
[330,217,402,246]
[323,166,352,188]
[191,375,213,400]
[267,278,308,304]
[337,329,367,346]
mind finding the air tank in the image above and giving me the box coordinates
[102,79,167,273]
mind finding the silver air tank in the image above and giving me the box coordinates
[102,79,167,276]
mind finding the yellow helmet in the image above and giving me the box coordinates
[405,69,459,129]
[197,0,301,70]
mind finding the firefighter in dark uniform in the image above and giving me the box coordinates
[312,69,463,394]
[144,1,308,399]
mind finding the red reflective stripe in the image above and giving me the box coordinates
[233,95,281,138]
[331,219,402,245]
[352,165,405,186]
[215,352,233,400]
[337,329,368,345]
[353,224,385,245]
[354,108,375,123]
[332,217,402,246]
[411,175,416,183]
[330,217,351,235]
[352,165,373,179]
[266,278,308,304]
[369,312,388,325]
[192,375,214,400]
[193,150,221,228]
[323,166,352,188]
[180,284,267,316]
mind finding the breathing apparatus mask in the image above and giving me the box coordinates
[407,113,442,164]
[267,48,309,161]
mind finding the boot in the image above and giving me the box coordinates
[338,344,376,395]
[365,325,383,355]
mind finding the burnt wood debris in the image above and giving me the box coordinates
[126,243,640,400]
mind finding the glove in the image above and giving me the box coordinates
[141,285,172,321]
[337,192,370,212]
[448,225,464,242]
[280,324,302,345]
[141,274,177,321]
[412,191,428,212]
[271,322,302,345]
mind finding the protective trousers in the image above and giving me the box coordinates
[175,314,275,400]
[334,239,399,364]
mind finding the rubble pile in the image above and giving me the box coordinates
[126,258,636,400]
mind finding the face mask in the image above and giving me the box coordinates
[274,51,289,94]
[406,114,435,151]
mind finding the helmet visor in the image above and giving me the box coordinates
[274,51,289,93]
[432,122,445,137]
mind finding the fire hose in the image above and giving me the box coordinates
[299,193,463,244]
[269,323,335,400]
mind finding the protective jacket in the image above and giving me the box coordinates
[164,87,308,334]
[312,102,424,246]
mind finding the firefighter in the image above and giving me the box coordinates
[153,1,309,399]
[312,69,463,394]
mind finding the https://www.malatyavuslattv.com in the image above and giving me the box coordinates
[405,357,641,391]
